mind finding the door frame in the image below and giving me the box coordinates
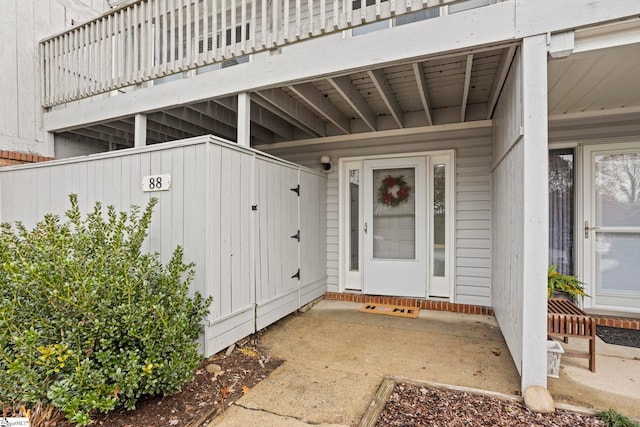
[338,150,455,300]
[580,141,640,313]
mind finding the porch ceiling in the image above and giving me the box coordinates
[548,42,640,117]
[58,40,640,151]
[57,44,517,149]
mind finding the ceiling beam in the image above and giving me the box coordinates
[210,97,293,140]
[89,124,135,141]
[161,109,237,141]
[368,69,404,129]
[329,76,377,132]
[100,120,135,134]
[288,83,351,134]
[189,102,274,144]
[254,88,326,137]
[486,46,517,120]
[145,117,194,141]
[66,128,130,148]
[461,54,474,122]
[412,63,433,126]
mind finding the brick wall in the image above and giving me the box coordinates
[0,151,54,166]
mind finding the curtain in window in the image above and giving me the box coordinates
[549,149,575,275]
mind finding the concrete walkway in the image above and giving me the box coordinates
[209,299,640,426]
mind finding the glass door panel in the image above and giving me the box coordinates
[585,147,640,310]
[372,168,416,260]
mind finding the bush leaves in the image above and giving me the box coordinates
[0,195,211,425]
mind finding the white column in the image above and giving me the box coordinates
[134,113,147,148]
[44,131,56,158]
[237,92,251,147]
[520,34,549,392]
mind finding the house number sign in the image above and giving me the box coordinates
[142,174,172,192]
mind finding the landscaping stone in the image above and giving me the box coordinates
[523,385,555,413]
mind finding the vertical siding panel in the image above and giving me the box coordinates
[240,153,253,306]
[36,167,52,219]
[256,160,269,303]
[209,144,222,318]
[182,145,206,296]
[219,149,232,317]
[120,155,132,209]
[128,153,146,226]
[137,152,152,252]
[230,151,243,311]
[158,150,173,264]
[170,148,184,261]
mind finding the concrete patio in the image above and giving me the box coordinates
[209,299,640,426]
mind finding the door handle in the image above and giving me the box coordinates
[364,222,368,234]
[584,221,599,239]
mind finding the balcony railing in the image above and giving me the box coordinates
[40,0,464,107]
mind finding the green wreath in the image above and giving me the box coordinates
[377,175,411,207]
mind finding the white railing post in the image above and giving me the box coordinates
[261,0,267,48]
[231,0,238,56]
[177,0,184,70]
[169,0,176,72]
[212,0,219,60]
[41,0,443,106]
[250,0,256,51]
[191,0,199,67]
[241,0,248,54]
[307,0,313,36]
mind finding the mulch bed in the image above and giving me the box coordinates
[29,333,283,427]
[374,383,604,427]
[597,326,640,348]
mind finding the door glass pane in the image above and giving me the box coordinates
[595,153,640,227]
[433,164,446,276]
[372,167,415,260]
[596,233,640,294]
[549,149,574,275]
[349,169,360,271]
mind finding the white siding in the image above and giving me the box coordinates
[0,0,108,156]
[274,129,493,306]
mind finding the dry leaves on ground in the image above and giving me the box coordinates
[376,383,605,427]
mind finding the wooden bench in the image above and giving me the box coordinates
[547,298,596,372]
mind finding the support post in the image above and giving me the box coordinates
[44,131,56,158]
[134,113,147,148]
[237,92,251,147]
[520,34,549,392]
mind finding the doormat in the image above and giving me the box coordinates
[596,325,640,349]
[360,303,419,319]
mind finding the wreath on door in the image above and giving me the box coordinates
[377,175,411,207]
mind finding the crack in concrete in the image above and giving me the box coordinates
[233,403,325,425]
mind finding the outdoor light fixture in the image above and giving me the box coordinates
[320,155,332,171]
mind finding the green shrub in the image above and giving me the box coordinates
[0,195,211,425]
[598,409,640,427]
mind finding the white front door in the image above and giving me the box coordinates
[583,144,640,312]
[362,157,427,297]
